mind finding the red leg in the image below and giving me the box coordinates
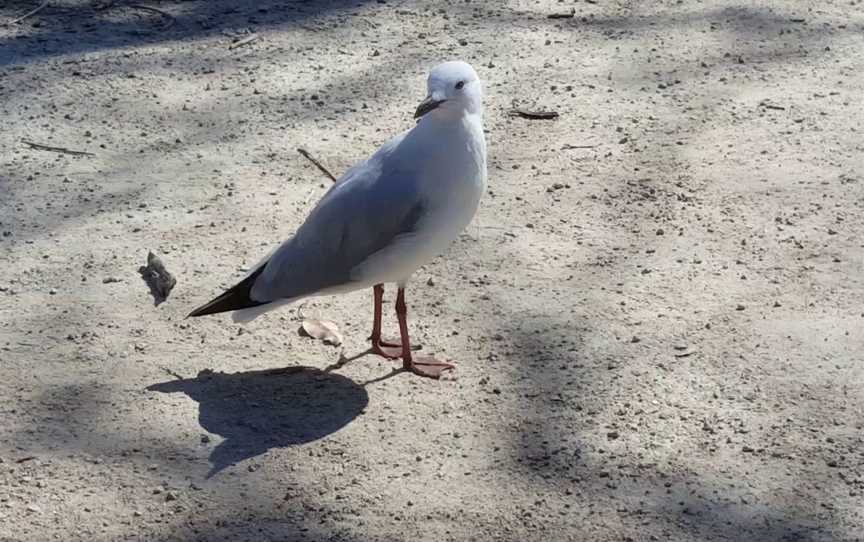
[395,287,455,379]
[370,284,401,359]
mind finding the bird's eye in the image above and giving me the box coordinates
[455,81,465,90]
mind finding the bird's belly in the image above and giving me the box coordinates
[353,172,483,286]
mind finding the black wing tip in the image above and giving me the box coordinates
[187,298,230,318]
[186,306,208,318]
[186,301,223,318]
[187,288,265,318]
[186,264,269,318]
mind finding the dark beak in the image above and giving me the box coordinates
[414,96,446,119]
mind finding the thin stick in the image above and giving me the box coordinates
[673,351,697,358]
[128,4,174,29]
[160,366,185,380]
[2,1,48,26]
[297,148,337,183]
[511,109,560,120]
[21,139,94,156]
[229,33,260,50]
[547,8,575,19]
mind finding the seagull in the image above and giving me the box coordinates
[188,61,487,379]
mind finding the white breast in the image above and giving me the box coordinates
[352,114,487,286]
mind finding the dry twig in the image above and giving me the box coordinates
[160,366,185,380]
[510,109,560,120]
[547,8,575,19]
[128,4,174,29]
[228,33,260,50]
[21,139,94,156]
[297,148,337,183]
[674,351,697,358]
[2,1,48,27]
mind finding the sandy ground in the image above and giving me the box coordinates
[1,0,863,540]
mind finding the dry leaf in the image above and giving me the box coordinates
[300,319,343,346]
[138,250,176,306]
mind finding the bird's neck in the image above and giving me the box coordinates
[412,112,485,167]
[419,110,483,133]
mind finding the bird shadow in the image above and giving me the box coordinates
[147,366,368,477]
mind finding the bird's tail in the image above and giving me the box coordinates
[187,264,268,317]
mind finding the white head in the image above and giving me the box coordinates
[414,61,483,121]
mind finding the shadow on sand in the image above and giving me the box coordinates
[148,366,368,476]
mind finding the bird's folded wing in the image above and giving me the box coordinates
[249,155,426,303]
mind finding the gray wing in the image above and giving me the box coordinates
[249,141,425,302]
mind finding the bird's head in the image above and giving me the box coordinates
[415,61,483,120]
